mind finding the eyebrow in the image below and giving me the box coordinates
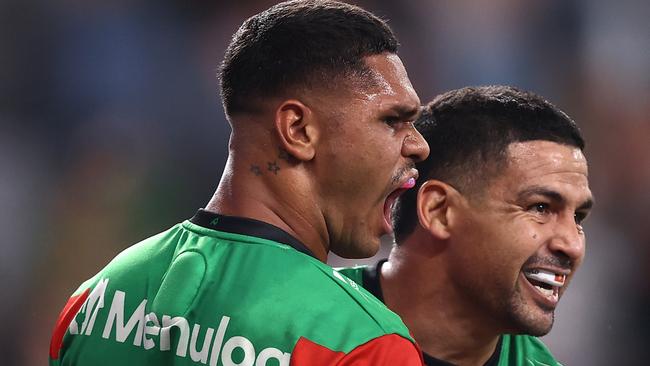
[386,104,421,120]
[517,186,594,211]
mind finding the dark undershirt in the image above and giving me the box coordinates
[362,259,502,366]
[190,209,317,260]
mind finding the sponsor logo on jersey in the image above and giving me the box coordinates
[68,278,290,366]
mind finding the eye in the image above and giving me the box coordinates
[574,211,589,235]
[383,116,400,125]
[529,202,550,215]
[383,117,415,132]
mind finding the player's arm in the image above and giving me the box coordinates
[290,334,423,366]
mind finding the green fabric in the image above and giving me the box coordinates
[338,266,563,366]
[52,222,413,366]
[337,266,365,286]
[497,334,562,366]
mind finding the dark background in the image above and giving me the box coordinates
[2,0,648,364]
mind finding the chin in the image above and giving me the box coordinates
[332,237,380,259]
[503,277,558,336]
[507,302,555,337]
[518,317,554,337]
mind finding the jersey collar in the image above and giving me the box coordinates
[190,209,317,260]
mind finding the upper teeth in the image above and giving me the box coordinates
[524,269,565,287]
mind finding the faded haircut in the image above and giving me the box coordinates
[393,85,584,243]
[219,0,398,117]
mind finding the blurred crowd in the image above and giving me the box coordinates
[1,0,647,365]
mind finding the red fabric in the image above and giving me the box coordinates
[290,334,424,365]
[49,288,90,359]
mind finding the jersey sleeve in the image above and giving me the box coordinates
[290,334,423,366]
[49,288,91,365]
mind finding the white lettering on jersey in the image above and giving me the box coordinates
[190,323,214,364]
[68,280,290,365]
[143,312,160,350]
[69,278,109,336]
[209,315,230,366]
[256,347,290,366]
[222,336,255,366]
[102,290,146,346]
[161,315,191,356]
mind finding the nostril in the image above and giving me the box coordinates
[403,134,429,162]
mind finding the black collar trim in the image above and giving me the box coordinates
[190,209,317,260]
[363,260,503,366]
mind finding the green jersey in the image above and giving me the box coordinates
[50,211,423,366]
[338,260,563,366]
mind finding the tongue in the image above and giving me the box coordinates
[401,177,416,189]
[383,178,416,233]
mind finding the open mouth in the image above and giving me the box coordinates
[382,177,416,233]
[523,269,566,303]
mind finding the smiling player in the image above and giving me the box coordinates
[340,85,593,366]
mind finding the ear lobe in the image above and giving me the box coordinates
[274,100,317,161]
[416,180,452,240]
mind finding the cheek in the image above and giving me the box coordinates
[452,215,533,277]
[488,227,540,273]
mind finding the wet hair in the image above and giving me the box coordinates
[393,85,585,243]
[219,0,398,116]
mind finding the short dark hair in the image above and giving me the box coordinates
[219,0,398,116]
[393,85,585,243]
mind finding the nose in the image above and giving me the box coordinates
[548,215,586,264]
[402,127,430,163]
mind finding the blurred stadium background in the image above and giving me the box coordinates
[1,0,647,364]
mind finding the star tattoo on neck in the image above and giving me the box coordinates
[278,148,290,162]
[250,165,262,176]
[267,161,280,175]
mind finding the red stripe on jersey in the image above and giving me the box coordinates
[290,334,424,365]
[49,288,90,359]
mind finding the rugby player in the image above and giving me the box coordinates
[340,85,593,366]
[49,1,429,365]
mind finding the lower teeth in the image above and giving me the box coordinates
[534,285,556,299]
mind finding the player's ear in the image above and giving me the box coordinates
[274,99,317,162]
[416,180,453,240]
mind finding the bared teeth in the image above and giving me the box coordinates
[532,284,558,301]
[535,286,554,297]
[524,269,565,287]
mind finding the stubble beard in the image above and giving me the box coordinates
[504,281,555,337]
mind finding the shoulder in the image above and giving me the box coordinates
[336,265,366,284]
[280,258,415,350]
[59,223,184,304]
[51,225,417,364]
[235,256,416,355]
[50,223,190,363]
[291,333,423,366]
